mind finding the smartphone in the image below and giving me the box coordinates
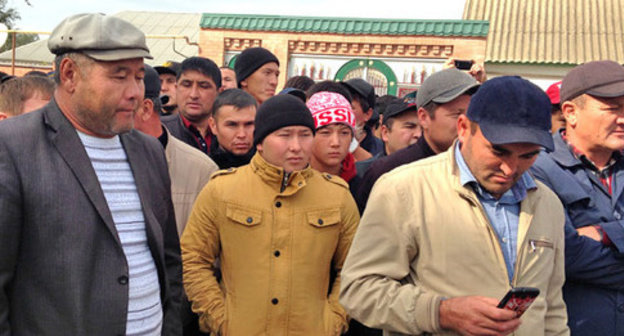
[454,59,474,70]
[497,287,540,316]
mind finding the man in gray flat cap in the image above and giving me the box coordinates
[0,13,182,335]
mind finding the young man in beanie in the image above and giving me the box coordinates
[162,56,221,155]
[181,94,359,335]
[531,60,624,336]
[155,60,181,115]
[0,13,182,334]
[341,76,569,335]
[356,68,479,212]
[235,46,279,105]
[307,91,361,195]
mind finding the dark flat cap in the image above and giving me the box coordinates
[560,60,624,102]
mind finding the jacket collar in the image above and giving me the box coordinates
[250,152,314,194]
[43,98,121,247]
[448,139,542,252]
[549,130,584,168]
[417,134,436,157]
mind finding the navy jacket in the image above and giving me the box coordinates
[531,131,624,336]
[359,125,384,157]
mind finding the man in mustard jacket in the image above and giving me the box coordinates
[182,94,360,335]
[340,76,569,336]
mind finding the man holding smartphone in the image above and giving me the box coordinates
[340,76,569,335]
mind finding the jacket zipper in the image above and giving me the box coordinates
[280,172,291,192]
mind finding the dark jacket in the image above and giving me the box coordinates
[0,99,182,335]
[209,145,255,169]
[356,135,435,213]
[355,152,385,179]
[531,131,624,336]
[162,114,215,155]
[359,125,384,157]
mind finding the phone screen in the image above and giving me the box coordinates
[497,287,540,316]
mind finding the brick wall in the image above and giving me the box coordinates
[199,28,487,89]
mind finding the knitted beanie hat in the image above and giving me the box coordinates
[253,94,315,145]
[235,47,279,88]
[306,91,356,133]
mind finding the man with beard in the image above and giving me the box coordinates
[0,13,182,335]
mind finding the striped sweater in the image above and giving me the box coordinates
[78,131,162,336]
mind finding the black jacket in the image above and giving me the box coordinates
[356,135,435,213]
[210,146,255,169]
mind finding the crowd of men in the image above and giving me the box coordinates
[1,12,624,336]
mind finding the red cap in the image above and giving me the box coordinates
[546,81,561,105]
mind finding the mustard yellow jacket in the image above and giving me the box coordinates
[340,145,569,336]
[181,153,359,336]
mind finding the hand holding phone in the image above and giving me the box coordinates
[497,287,540,316]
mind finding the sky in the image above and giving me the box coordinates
[7,0,467,33]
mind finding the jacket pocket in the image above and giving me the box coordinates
[226,206,262,227]
[528,238,554,251]
[307,209,341,228]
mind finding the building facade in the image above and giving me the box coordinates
[199,14,488,96]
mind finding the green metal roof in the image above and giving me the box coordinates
[200,13,489,37]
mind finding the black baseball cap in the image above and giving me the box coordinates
[342,78,376,108]
[154,61,182,77]
[384,101,418,120]
[143,65,169,105]
[466,76,554,151]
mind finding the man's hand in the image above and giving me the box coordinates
[577,226,602,241]
[439,296,521,336]
[468,62,487,83]
[443,58,487,83]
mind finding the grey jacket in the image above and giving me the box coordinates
[0,99,182,335]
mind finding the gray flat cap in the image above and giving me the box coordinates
[416,68,479,108]
[48,13,152,61]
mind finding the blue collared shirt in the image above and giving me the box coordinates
[455,143,536,283]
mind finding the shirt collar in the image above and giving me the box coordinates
[454,142,536,204]
[561,129,621,173]
[180,113,212,137]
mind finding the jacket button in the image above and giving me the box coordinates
[618,304,624,313]
[246,217,253,223]
[275,201,282,208]
[274,250,280,257]
[271,298,279,305]
[118,275,128,285]
[318,219,324,225]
